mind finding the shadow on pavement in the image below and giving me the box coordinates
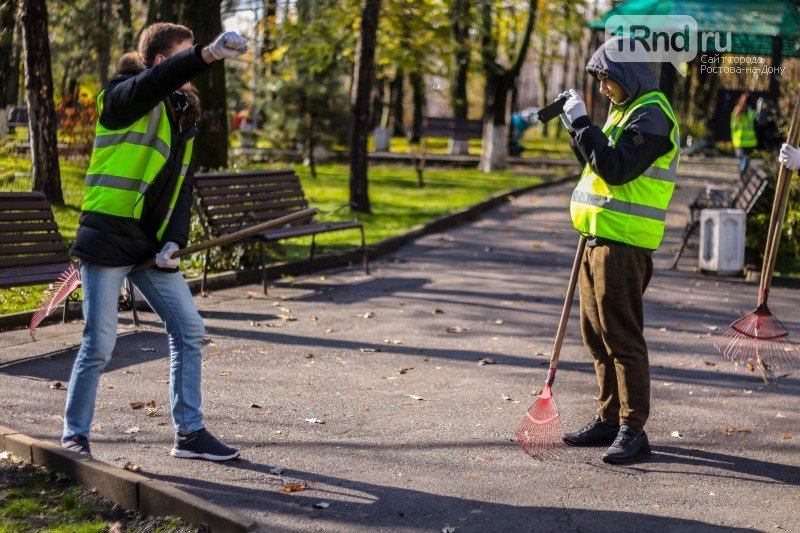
[0,330,168,381]
[148,460,751,531]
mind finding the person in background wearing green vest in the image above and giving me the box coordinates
[730,92,757,178]
[556,38,679,464]
[62,23,248,461]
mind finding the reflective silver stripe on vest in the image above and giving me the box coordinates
[178,164,189,177]
[85,174,150,195]
[571,190,667,221]
[93,107,170,160]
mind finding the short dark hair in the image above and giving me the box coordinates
[138,23,194,68]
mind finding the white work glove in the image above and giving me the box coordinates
[207,31,249,60]
[556,91,574,132]
[155,241,180,269]
[563,89,587,123]
[778,143,800,171]
[519,106,540,126]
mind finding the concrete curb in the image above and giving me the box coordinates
[0,173,578,331]
[0,424,257,532]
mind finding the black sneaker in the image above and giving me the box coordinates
[602,425,651,464]
[62,435,92,458]
[563,415,619,446]
[171,428,240,461]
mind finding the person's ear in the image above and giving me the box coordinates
[153,53,166,66]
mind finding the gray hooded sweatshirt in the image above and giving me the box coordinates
[569,38,674,186]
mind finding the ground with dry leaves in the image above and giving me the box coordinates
[1,158,799,532]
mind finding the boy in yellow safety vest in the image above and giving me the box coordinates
[556,38,679,464]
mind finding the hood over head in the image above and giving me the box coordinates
[585,37,659,107]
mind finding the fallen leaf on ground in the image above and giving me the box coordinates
[397,367,413,375]
[478,358,496,366]
[746,363,755,373]
[124,427,140,434]
[407,395,427,401]
[531,388,544,395]
[305,418,324,424]
[0,452,9,460]
[722,425,750,436]
[658,327,668,332]
[442,526,456,533]
[781,433,792,440]
[704,361,716,366]
[50,381,66,390]
[269,466,285,475]
[446,326,469,333]
[501,395,512,401]
[494,319,504,325]
[433,309,444,314]
[250,403,262,409]
[384,339,403,344]
[220,371,232,376]
[362,312,375,319]
[359,348,382,353]
[313,502,330,509]
[129,402,145,410]
[282,484,309,493]
[776,413,787,419]
[670,431,684,439]
[123,461,141,472]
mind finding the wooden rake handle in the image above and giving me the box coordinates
[759,95,800,304]
[133,208,319,271]
[545,235,587,384]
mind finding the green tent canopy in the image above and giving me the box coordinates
[588,0,800,57]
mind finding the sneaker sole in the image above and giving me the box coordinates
[563,437,617,447]
[170,448,240,461]
[601,444,652,464]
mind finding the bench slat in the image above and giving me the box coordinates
[258,221,362,241]
[206,199,307,217]
[0,264,73,289]
[0,221,60,233]
[0,233,63,245]
[0,254,71,269]
[210,209,313,230]
[0,211,56,222]
[201,188,304,207]
[0,242,69,257]
[195,174,300,188]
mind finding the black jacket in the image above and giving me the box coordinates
[569,37,673,187]
[71,45,210,267]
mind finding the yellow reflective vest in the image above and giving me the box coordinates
[570,90,679,250]
[730,108,757,149]
[82,91,193,241]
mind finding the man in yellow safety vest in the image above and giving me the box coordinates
[557,38,679,464]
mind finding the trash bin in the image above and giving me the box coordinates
[699,208,746,275]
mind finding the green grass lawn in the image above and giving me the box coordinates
[0,456,195,532]
[1,155,556,314]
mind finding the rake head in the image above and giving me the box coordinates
[29,264,82,340]
[514,385,563,459]
[715,305,800,381]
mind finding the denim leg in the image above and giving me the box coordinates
[63,263,130,441]
[128,267,205,434]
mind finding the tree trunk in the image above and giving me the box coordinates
[181,0,228,170]
[0,0,16,108]
[118,0,134,52]
[96,0,112,87]
[409,69,424,144]
[349,0,381,214]
[19,0,63,204]
[480,72,509,172]
[450,0,471,155]
[390,70,404,136]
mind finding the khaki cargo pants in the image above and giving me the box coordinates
[578,243,653,431]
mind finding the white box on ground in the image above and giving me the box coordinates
[699,208,746,275]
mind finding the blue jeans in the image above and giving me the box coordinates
[63,262,205,441]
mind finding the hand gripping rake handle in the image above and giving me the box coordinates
[759,95,800,306]
[543,235,587,388]
[132,208,318,271]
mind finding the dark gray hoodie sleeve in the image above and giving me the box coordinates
[570,108,673,185]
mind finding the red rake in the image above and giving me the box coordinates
[28,208,318,339]
[715,96,800,383]
[516,235,586,459]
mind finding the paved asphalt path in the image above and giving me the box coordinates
[1,159,799,532]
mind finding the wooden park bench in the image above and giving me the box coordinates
[0,192,75,320]
[193,169,368,293]
[408,116,483,186]
[670,162,769,269]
